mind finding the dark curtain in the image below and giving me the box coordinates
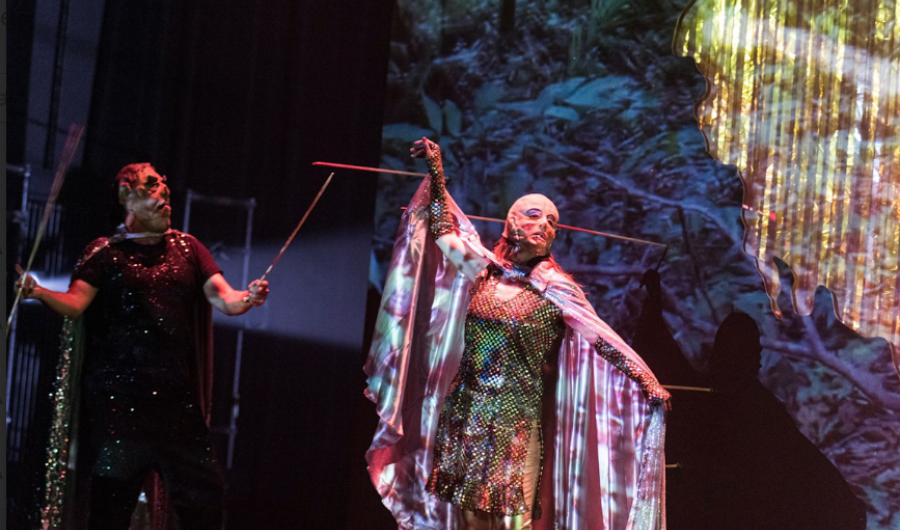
[71,1,395,528]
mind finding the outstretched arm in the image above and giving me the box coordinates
[411,137,489,281]
[203,273,269,316]
[15,264,98,318]
[592,336,671,408]
[547,275,671,408]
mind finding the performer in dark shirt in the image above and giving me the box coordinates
[16,163,269,530]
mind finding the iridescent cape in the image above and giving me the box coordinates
[365,180,666,530]
[40,231,215,530]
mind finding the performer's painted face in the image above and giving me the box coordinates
[125,167,171,233]
[502,194,559,262]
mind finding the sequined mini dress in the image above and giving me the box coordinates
[426,265,565,516]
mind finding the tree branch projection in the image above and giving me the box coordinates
[675,0,900,362]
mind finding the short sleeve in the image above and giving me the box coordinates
[70,239,109,289]
[188,236,223,283]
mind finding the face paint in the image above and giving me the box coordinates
[124,168,172,233]
[502,194,559,262]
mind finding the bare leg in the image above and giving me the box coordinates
[498,424,541,530]
[156,432,224,530]
[462,509,493,530]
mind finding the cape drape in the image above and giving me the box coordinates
[40,231,215,530]
[365,180,666,530]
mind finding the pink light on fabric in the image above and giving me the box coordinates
[364,178,666,530]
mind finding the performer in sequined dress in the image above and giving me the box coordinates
[365,138,670,530]
[16,164,269,530]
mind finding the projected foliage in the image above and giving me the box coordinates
[374,0,900,526]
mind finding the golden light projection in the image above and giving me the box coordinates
[675,0,900,367]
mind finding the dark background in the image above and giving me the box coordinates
[7,0,397,528]
[7,0,897,529]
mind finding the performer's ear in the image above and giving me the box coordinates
[118,183,132,206]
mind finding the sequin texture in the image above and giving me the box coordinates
[427,267,564,516]
[40,232,222,529]
[427,148,455,240]
[594,337,670,404]
[42,238,111,528]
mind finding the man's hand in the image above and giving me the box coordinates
[14,264,40,299]
[14,265,98,318]
[204,273,268,316]
[246,279,269,307]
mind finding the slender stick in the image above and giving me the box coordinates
[241,173,335,303]
[312,161,428,178]
[315,161,667,252]
[467,214,667,248]
[402,208,667,250]
[8,125,85,335]
[662,384,713,393]
[260,172,335,281]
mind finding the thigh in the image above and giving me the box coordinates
[497,424,541,530]
[88,472,148,530]
[156,431,225,530]
[519,424,542,529]
[462,510,494,530]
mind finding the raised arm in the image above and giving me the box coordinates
[203,273,269,316]
[15,264,98,318]
[411,137,489,281]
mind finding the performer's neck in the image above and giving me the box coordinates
[124,219,168,245]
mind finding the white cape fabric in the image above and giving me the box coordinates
[365,179,666,530]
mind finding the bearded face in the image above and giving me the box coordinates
[502,194,559,263]
[123,168,172,233]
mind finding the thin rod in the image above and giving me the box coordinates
[401,208,667,250]
[312,161,428,178]
[465,214,668,248]
[662,384,713,393]
[7,165,32,422]
[8,125,84,335]
[259,172,335,281]
[314,161,666,250]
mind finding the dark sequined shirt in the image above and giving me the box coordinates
[427,265,565,515]
[72,232,220,441]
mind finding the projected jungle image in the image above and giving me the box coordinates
[372,0,899,527]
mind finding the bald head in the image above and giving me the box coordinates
[501,193,560,263]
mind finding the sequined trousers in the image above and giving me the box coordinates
[427,270,564,523]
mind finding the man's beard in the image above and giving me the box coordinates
[146,216,171,233]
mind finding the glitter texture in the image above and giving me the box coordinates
[366,175,667,530]
[427,147,455,240]
[427,266,564,516]
[40,231,220,529]
[594,338,670,405]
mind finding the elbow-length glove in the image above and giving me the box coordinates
[594,338,671,406]
[427,146,455,240]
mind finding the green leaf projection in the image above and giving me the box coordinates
[374,0,900,526]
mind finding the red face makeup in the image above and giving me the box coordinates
[502,194,559,263]
[125,168,172,233]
